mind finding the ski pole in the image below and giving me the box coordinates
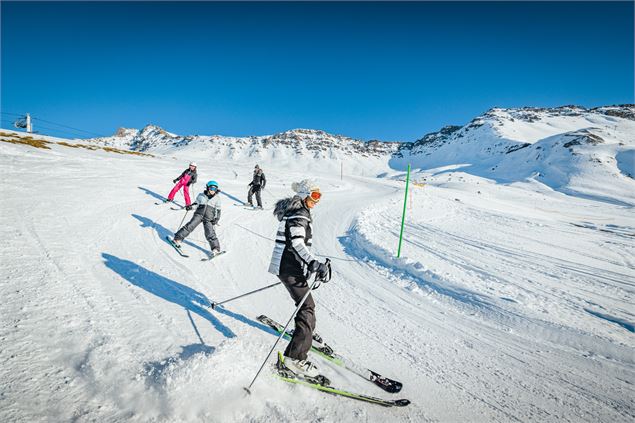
[244,268,326,395]
[176,209,189,232]
[210,281,282,309]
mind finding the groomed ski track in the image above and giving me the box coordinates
[1,139,633,422]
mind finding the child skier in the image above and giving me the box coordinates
[170,180,223,258]
[247,164,266,208]
[167,162,198,209]
[268,179,331,377]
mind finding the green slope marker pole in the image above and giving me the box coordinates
[397,164,411,258]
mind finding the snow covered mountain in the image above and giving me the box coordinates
[89,104,635,204]
[391,104,635,206]
[90,127,402,176]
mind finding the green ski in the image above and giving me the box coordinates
[275,352,410,408]
[258,315,403,393]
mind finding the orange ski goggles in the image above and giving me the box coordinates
[308,191,322,202]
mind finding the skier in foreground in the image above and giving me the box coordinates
[166,162,197,209]
[170,180,223,258]
[247,164,266,208]
[268,179,330,377]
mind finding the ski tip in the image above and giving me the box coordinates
[386,381,403,393]
[243,387,252,396]
[210,302,216,309]
[395,399,411,407]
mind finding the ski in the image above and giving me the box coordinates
[257,315,403,393]
[165,236,189,257]
[275,353,410,408]
[155,200,183,208]
[200,250,227,261]
[244,206,264,211]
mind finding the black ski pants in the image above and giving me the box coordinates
[247,185,263,207]
[279,274,315,361]
[174,213,220,251]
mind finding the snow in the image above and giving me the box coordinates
[1,109,634,422]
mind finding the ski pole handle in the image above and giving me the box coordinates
[210,282,282,309]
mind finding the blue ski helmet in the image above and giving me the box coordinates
[206,180,219,191]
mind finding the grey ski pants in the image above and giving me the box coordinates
[174,213,220,251]
[247,185,262,207]
[279,274,315,361]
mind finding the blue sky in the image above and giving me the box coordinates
[2,1,633,141]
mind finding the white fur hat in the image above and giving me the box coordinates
[292,179,320,198]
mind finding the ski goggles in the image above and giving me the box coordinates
[308,191,322,202]
[207,185,218,191]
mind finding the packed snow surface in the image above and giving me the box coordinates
[1,112,634,422]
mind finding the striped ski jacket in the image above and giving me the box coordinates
[268,196,316,276]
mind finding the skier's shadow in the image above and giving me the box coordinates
[102,253,275,339]
[138,186,167,202]
[138,186,183,208]
[220,190,246,205]
[131,213,209,256]
[102,253,236,338]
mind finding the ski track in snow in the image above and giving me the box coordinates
[1,138,634,422]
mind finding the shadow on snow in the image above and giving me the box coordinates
[102,252,236,338]
[102,253,278,340]
[131,213,210,255]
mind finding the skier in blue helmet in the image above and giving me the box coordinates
[170,180,223,258]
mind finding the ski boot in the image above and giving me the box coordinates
[276,352,330,385]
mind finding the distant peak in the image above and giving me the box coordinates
[114,127,139,137]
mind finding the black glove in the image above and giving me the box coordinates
[173,178,178,183]
[248,182,253,187]
[185,205,192,211]
[212,219,219,226]
[309,260,329,281]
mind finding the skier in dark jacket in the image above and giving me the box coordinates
[268,179,330,377]
[247,164,266,208]
[167,162,198,207]
[171,180,223,258]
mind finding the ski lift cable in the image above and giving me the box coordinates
[31,117,105,138]
[32,124,94,137]
[26,124,90,138]
[1,118,95,139]
[2,112,106,138]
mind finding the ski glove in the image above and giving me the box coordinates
[185,205,193,211]
[309,260,330,282]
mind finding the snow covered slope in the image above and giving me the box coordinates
[1,107,634,423]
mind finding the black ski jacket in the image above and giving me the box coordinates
[250,170,266,188]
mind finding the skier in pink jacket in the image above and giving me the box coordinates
[167,162,198,209]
